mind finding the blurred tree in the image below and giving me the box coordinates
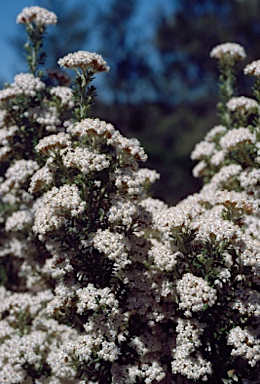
[10,0,260,104]
[154,0,260,105]
[96,0,155,104]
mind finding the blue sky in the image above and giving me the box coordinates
[0,0,177,85]
[0,0,36,82]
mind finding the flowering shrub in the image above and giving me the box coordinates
[0,7,259,384]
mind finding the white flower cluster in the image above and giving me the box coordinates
[230,288,260,317]
[69,118,148,163]
[0,147,11,163]
[114,167,160,196]
[91,229,130,268]
[46,282,78,315]
[5,210,33,232]
[0,73,46,103]
[241,239,260,284]
[227,326,260,367]
[216,189,255,215]
[16,6,57,26]
[76,284,118,314]
[68,117,115,139]
[0,87,18,103]
[176,273,217,317]
[35,104,61,132]
[172,318,212,381]
[62,146,110,174]
[50,86,74,109]
[240,168,260,191]
[14,73,46,95]
[0,110,6,126]
[193,209,240,242]
[244,59,260,77]
[109,131,148,163]
[157,204,201,234]
[220,127,256,150]
[111,361,166,384]
[210,42,246,60]
[214,267,231,288]
[0,125,18,146]
[182,41,260,382]
[0,159,39,194]
[107,199,139,228]
[191,140,216,161]
[226,96,258,112]
[58,51,110,73]
[205,124,227,141]
[148,239,178,272]
[29,163,55,193]
[0,288,78,383]
[33,184,86,238]
[35,132,71,155]
[192,129,258,197]
[210,163,242,189]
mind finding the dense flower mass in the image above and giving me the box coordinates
[0,73,46,104]
[219,127,256,150]
[33,184,86,238]
[227,326,260,367]
[50,86,74,109]
[16,6,57,26]
[58,51,110,73]
[0,8,259,384]
[35,132,71,155]
[172,318,213,381]
[176,273,217,317]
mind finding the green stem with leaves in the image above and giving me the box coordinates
[72,69,97,121]
[24,23,46,77]
[217,58,238,129]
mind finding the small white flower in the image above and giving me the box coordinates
[244,59,260,76]
[176,273,217,315]
[16,6,57,26]
[210,42,246,60]
[58,51,110,73]
[226,96,258,113]
[219,127,256,150]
